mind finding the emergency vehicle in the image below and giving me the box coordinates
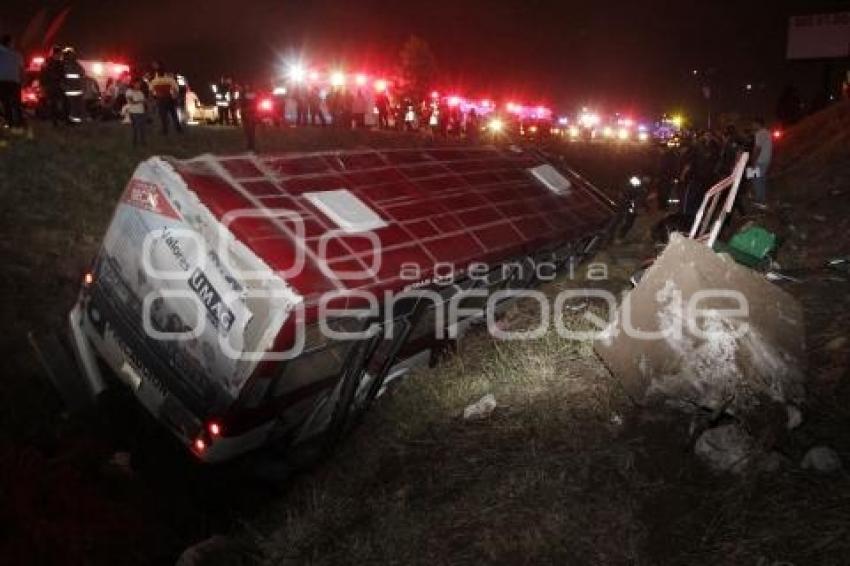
[277,68,391,127]
[21,53,131,117]
[67,146,616,463]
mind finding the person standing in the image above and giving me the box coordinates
[214,76,231,125]
[352,88,368,129]
[230,80,241,127]
[465,107,479,143]
[61,47,86,124]
[40,46,66,126]
[375,90,389,129]
[0,34,24,129]
[239,82,259,151]
[150,70,182,135]
[124,78,147,146]
[308,85,325,126]
[750,117,773,207]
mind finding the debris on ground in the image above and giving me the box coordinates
[595,233,806,416]
[801,446,843,474]
[463,393,497,420]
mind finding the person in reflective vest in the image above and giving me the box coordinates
[214,76,232,125]
[230,81,241,127]
[40,46,67,126]
[149,70,182,135]
[61,47,85,124]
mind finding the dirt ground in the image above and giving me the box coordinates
[0,119,848,566]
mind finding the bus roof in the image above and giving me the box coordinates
[170,146,616,306]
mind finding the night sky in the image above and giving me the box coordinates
[2,0,848,119]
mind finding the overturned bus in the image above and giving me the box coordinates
[68,146,617,462]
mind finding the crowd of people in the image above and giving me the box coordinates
[656,117,774,218]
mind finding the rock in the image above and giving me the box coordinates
[801,446,842,473]
[786,405,803,430]
[463,393,497,420]
[694,424,759,474]
[594,234,806,417]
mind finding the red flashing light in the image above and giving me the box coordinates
[83,272,94,286]
[194,438,206,452]
[447,96,461,107]
[258,98,273,113]
[208,422,222,437]
[772,129,783,140]
[31,56,45,67]
[355,74,367,86]
[431,90,439,99]
[374,79,388,92]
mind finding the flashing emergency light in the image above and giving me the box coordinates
[772,129,783,140]
[374,79,388,92]
[258,98,273,112]
[330,71,345,87]
[558,117,569,125]
[481,99,492,108]
[617,127,630,140]
[91,62,104,76]
[273,86,287,96]
[488,118,504,133]
[638,131,650,142]
[579,112,600,128]
[447,96,461,107]
[669,115,684,128]
[629,176,642,188]
[355,74,367,86]
[602,126,613,138]
[31,56,45,67]
[431,91,439,99]
[309,70,320,81]
[288,64,306,82]
[568,126,580,138]
[112,63,129,75]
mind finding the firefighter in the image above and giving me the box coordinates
[214,76,231,125]
[239,81,259,151]
[40,46,67,126]
[149,69,182,135]
[62,47,85,124]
